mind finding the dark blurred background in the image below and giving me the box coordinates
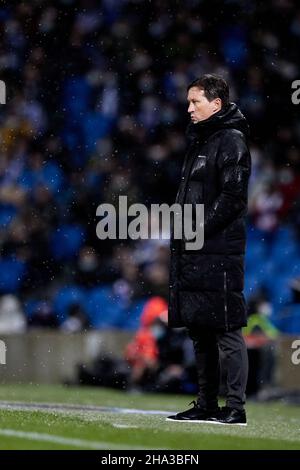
[0,0,300,396]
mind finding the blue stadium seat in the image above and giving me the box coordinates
[220,25,248,69]
[0,204,17,228]
[247,224,265,242]
[63,77,91,115]
[50,224,86,260]
[268,275,293,306]
[244,272,264,299]
[23,298,40,318]
[245,240,267,270]
[82,112,113,153]
[273,226,297,245]
[19,162,64,194]
[0,258,26,293]
[276,305,300,334]
[270,240,299,272]
[119,299,147,331]
[84,286,124,329]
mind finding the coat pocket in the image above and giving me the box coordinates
[179,291,226,328]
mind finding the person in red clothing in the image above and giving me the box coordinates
[125,297,168,391]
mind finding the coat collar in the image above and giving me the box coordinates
[186,102,250,143]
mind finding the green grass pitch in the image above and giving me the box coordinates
[0,384,299,450]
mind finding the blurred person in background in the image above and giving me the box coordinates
[168,74,251,426]
[60,304,90,333]
[243,295,278,397]
[150,314,196,395]
[28,300,58,329]
[125,297,168,391]
[0,294,26,334]
[125,296,192,394]
[249,181,283,245]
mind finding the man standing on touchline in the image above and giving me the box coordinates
[167,74,251,426]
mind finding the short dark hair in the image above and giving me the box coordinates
[187,74,229,108]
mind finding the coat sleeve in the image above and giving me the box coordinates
[203,131,251,238]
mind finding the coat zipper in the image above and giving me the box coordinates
[224,271,229,331]
[176,142,199,205]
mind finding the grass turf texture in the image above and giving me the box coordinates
[0,384,299,450]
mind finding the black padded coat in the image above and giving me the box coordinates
[168,103,251,331]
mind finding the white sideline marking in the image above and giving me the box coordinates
[112,423,139,429]
[0,429,148,450]
[0,401,172,415]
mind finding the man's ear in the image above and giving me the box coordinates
[213,98,222,112]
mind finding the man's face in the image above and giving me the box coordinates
[187,87,221,123]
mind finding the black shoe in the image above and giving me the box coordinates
[206,406,247,426]
[166,401,219,423]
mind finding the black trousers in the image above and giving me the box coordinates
[187,327,248,411]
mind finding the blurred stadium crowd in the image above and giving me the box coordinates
[0,0,300,349]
